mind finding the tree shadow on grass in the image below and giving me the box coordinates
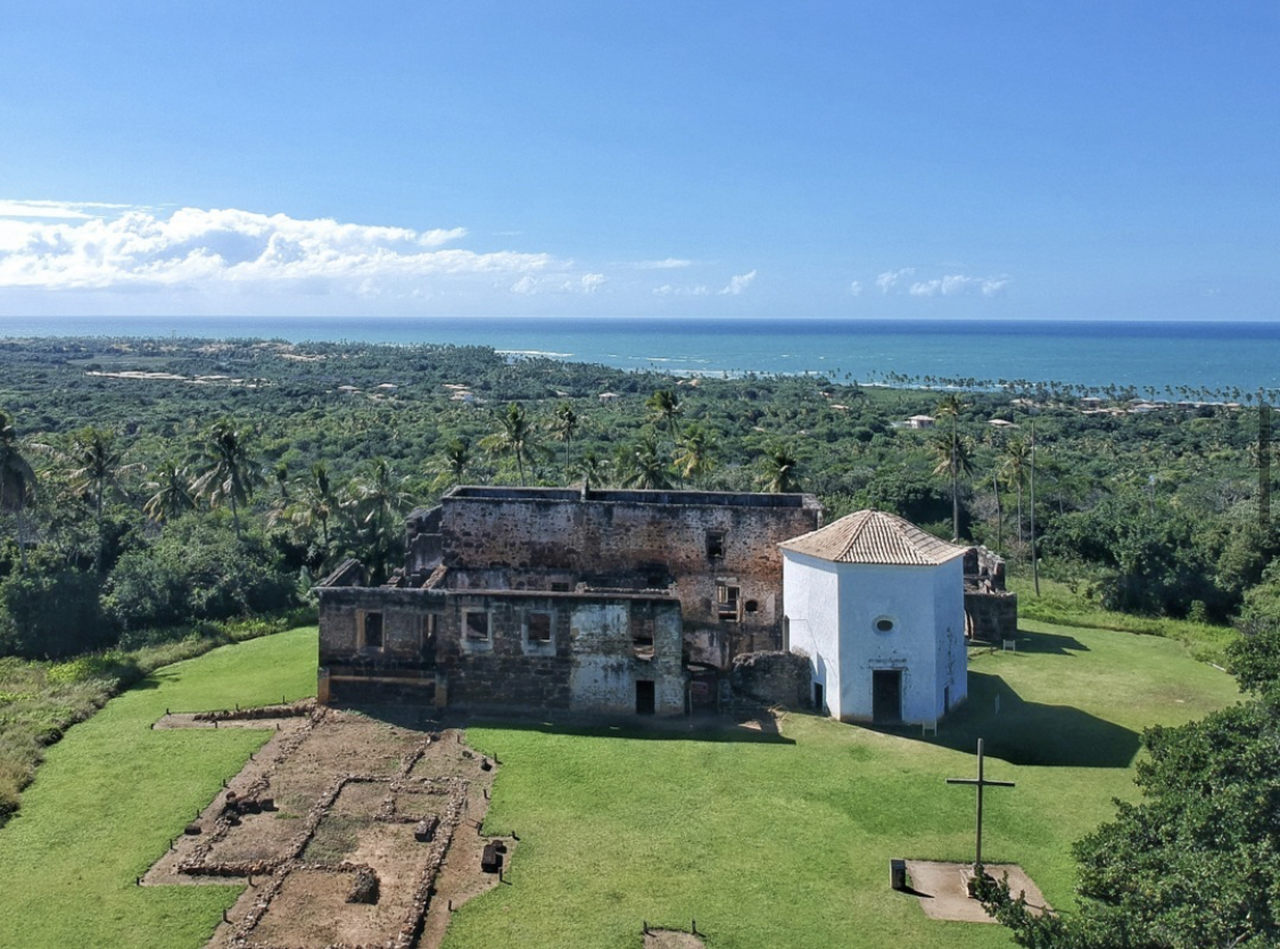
[343,702,796,745]
[877,672,1140,768]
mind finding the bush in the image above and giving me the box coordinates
[0,565,107,659]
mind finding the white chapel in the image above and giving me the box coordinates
[779,509,968,725]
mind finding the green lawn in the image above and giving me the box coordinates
[0,621,1239,948]
[0,627,316,949]
[453,621,1238,948]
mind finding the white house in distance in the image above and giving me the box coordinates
[780,509,968,725]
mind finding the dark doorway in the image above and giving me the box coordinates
[635,680,656,715]
[813,681,824,713]
[872,670,902,723]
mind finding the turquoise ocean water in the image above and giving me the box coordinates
[3,316,1280,393]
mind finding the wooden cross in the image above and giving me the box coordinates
[945,738,1014,869]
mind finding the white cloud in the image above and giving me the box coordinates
[876,267,915,293]
[579,273,605,293]
[653,283,710,297]
[634,258,693,270]
[908,273,1010,297]
[0,204,555,297]
[849,280,863,296]
[0,199,139,220]
[719,269,757,295]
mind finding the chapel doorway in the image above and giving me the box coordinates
[872,670,902,724]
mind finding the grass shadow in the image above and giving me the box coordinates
[972,628,1090,657]
[880,671,1140,768]
[340,702,796,745]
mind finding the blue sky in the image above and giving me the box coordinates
[1,2,1276,320]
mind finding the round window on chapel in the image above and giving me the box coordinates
[875,617,895,633]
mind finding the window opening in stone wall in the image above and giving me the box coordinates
[631,610,655,657]
[744,599,759,614]
[635,679,656,715]
[550,582,570,592]
[361,611,383,649]
[527,611,552,643]
[716,582,740,621]
[465,611,490,641]
[706,530,726,561]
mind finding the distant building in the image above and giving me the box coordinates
[905,414,935,429]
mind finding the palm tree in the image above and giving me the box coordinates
[620,432,672,490]
[549,403,580,484]
[479,402,546,486]
[574,449,609,490]
[759,444,800,493]
[430,437,473,493]
[1002,436,1032,543]
[645,390,682,444]
[930,430,975,541]
[296,462,337,549]
[191,419,263,537]
[142,459,195,523]
[345,458,414,581]
[0,411,37,569]
[674,426,716,488]
[68,426,137,570]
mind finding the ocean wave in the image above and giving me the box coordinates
[496,349,573,358]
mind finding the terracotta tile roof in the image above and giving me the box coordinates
[779,509,967,566]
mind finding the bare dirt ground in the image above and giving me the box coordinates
[644,928,706,948]
[146,702,512,948]
[904,860,1051,924]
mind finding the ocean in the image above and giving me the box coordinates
[2,316,1280,395]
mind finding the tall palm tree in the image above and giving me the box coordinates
[430,437,473,493]
[549,403,580,484]
[479,402,546,486]
[645,390,682,444]
[674,425,716,488]
[68,426,137,570]
[296,462,337,549]
[759,444,800,493]
[1002,436,1032,544]
[142,459,195,523]
[0,411,37,569]
[345,458,414,581]
[620,432,672,490]
[191,419,263,537]
[573,449,609,490]
[930,430,975,541]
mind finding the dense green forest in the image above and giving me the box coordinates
[0,334,1276,658]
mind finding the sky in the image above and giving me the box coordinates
[1,2,1277,321]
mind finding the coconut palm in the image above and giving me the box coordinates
[142,459,195,523]
[549,403,580,484]
[345,458,414,581]
[930,430,975,541]
[479,402,547,486]
[191,419,263,537]
[759,444,800,493]
[645,390,682,444]
[674,425,716,488]
[620,432,672,490]
[68,426,138,570]
[0,411,37,569]
[573,449,609,490]
[430,437,473,493]
[295,462,337,549]
[1002,436,1032,543]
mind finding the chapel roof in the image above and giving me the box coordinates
[779,509,968,566]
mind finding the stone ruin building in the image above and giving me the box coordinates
[317,486,823,716]
[315,486,1017,720]
[962,545,1018,643]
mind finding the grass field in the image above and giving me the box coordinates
[0,620,1238,948]
[0,627,317,949]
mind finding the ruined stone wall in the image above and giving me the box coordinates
[318,588,447,667]
[730,651,811,709]
[437,488,820,665]
[964,591,1018,642]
